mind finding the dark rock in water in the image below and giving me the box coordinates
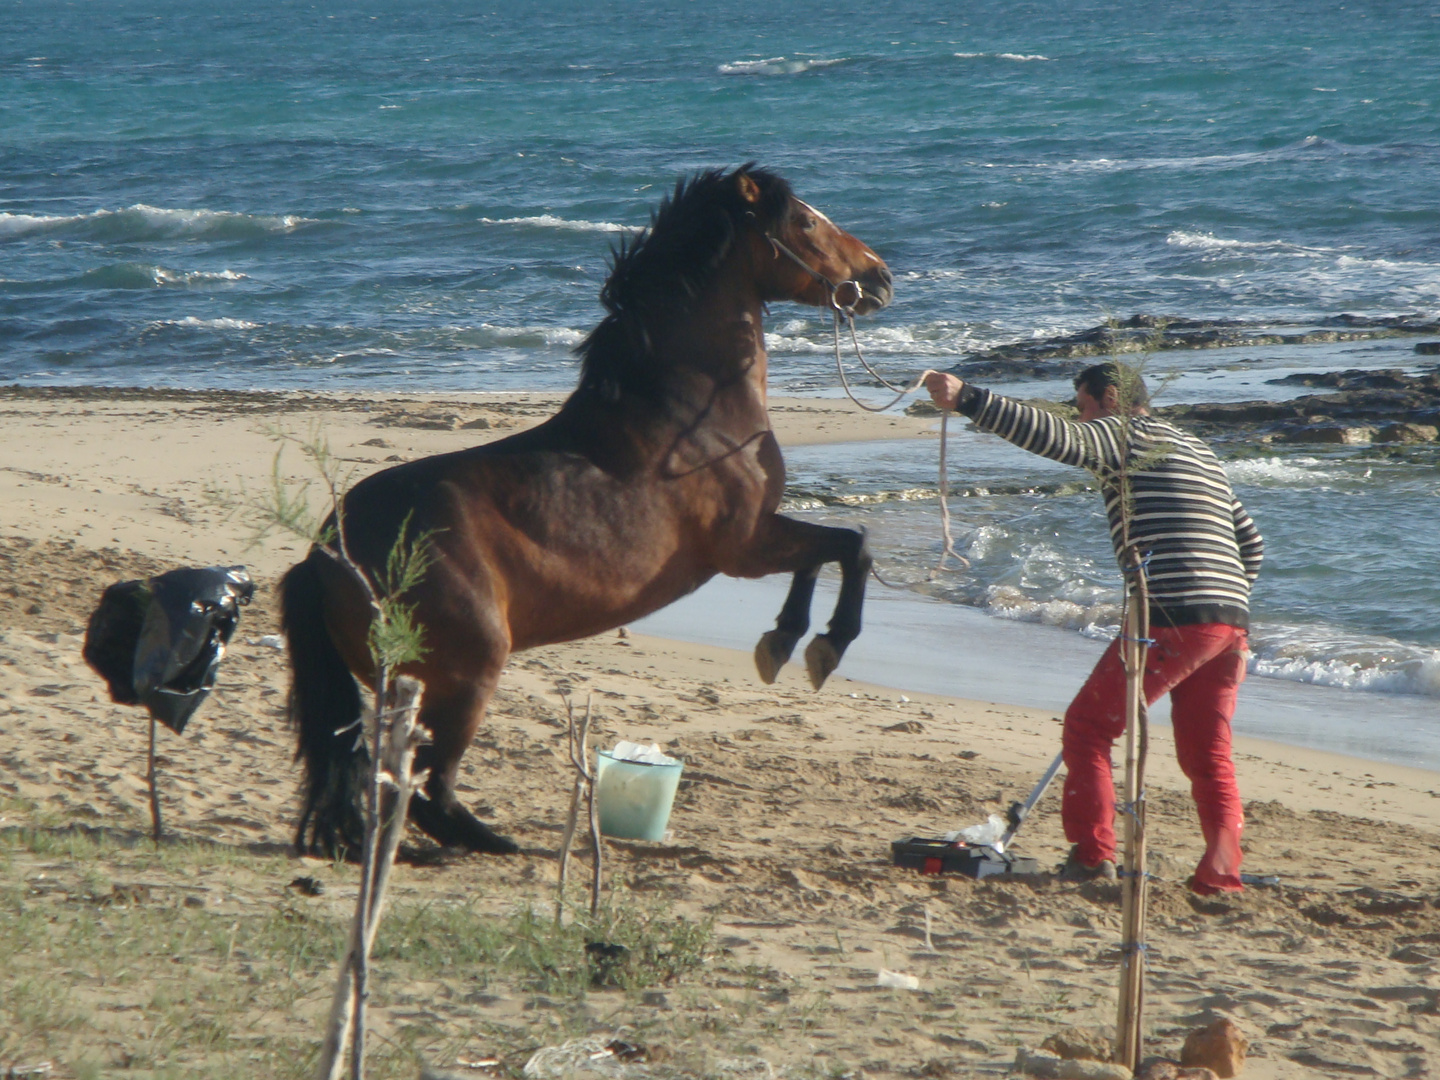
[1268,367,1416,390]
[1377,422,1439,444]
[1325,312,1440,332]
[933,315,1440,445]
[1164,401,1300,424]
[1416,341,1440,355]
[1281,425,1375,445]
[1161,367,1440,445]
[946,314,1440,380]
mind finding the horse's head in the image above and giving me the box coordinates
[579,166,893,401]
[735,167,893,317]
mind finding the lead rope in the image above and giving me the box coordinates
[829,306,970,575]
[763,226,970,575]
[933,410,969,575]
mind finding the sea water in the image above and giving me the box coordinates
[4,0,1438,762]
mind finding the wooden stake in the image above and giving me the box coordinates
[1115,548,1151,1071]
[315,675,427,1080]
[147,713,163,844]
[586,709,604,919]
[556,692,594,923]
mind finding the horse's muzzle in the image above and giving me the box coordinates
[851,264,894,315]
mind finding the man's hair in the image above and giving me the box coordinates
[1074,362,1149,410]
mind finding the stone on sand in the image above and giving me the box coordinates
[1135,1061,1218,1080]
[1180,1018,1248,1078]
[1015,1046,1131,1080]
[1040,1027,1114,1062]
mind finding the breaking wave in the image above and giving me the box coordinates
[1249,634,1440,698]
[1222,456,1337,487]
[718,57,849,76]
[479,214,637,234]
[148,316,262,330]
[954,52,1054,62]
[1166,231,1338,256]
[764,318,989,359]
[0,204,313,242]
[79,264,248,289]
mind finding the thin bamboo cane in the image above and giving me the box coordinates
[1114,549,1151,1071]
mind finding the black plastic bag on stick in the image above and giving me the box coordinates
[84,566,255,733]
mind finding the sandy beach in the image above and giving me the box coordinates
[2,386,1439,1079]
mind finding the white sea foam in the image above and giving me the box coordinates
[718,56,848,76]
[155,268,248,285]
[983,585,1117,632]
[484,323,587,348]
[900,269,967,281]
[1223,457,1335,486]
[764,320,985,357]
[0,212,66,238]
[318,348,401,365]
[480,214,636,234]
[150,316,261,330]
[954,52,1054,61]
[1032,140,1328,176]
[1166,230,1336,256]
[0,204,312,240]
[79,263,250,289]
[1250,652,1440,698]
[965,524,1010,562]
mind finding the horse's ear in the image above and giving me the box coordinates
[736,171,763,205]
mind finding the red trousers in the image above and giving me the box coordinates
[1062,623,1248,894]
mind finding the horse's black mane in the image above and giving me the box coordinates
[575,165,795,400]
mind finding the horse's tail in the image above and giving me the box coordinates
[280,554,367,857]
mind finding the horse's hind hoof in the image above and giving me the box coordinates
[804,635,842,690]
[410,795,520,855]
[754,629,800,684]
[468,821,521,855]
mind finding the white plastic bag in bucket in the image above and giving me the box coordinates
[595,741,684,841]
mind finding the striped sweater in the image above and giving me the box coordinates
[957,385,1263,629]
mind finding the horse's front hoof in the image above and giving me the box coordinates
[754,629,800,684]
[804,635,842,690]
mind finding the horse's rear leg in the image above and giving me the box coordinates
[408,676,519,854]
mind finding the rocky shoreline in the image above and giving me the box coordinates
[1162,367,1440,447]
[934,314,1440,447]
[948,313,1440,380]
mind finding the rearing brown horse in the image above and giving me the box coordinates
[281,165,893,856]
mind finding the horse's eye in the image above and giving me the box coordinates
[801,214,818,232]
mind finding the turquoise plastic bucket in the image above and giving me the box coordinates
[594,750,684,841]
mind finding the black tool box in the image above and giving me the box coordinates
[891,836,1042,879]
